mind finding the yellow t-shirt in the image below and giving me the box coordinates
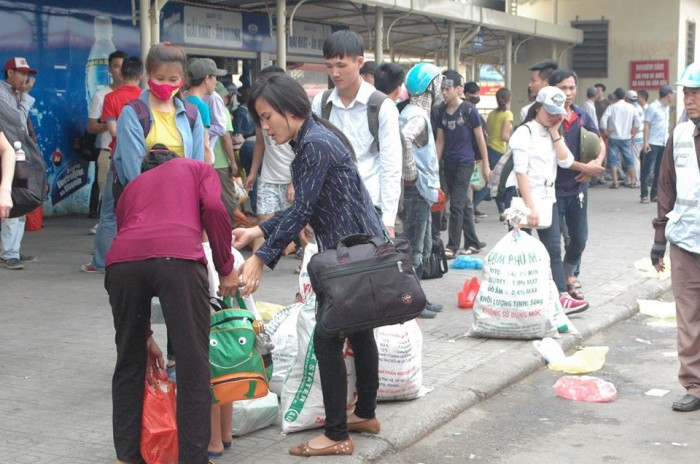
[486,109,513,154]
[145,109,185,157]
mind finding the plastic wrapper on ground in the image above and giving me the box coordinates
[553,375,617,402]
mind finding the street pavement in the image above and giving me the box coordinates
[0,182,672,464]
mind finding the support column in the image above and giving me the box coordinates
[448,21,455,70]
[150,0,160,44]
[505,33,512,89]
[276,0,286,68]
[140,0,151,64]
[375,7,384,63]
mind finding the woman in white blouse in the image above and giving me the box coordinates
[510,86,593,314]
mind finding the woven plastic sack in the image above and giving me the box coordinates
[468,229,558,339]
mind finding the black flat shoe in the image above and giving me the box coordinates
[672,393,700,412]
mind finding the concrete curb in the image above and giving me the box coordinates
[354,276,672,463]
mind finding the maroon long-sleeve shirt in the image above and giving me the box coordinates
[106,158,234,276]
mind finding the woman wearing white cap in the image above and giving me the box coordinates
[510,85,596,315]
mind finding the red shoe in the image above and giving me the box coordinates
[560,294,589,315]
[81,263,100,273]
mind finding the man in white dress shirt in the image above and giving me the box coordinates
[312,30,402,237]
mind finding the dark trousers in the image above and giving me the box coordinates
[473,147,506,214]
[106,258,211,464]
[399,186,431,273]
[443,160,480,251]
[557,192,588,278]
[530,202,567,294]
[640,144,665,200]
[313,328,379,441]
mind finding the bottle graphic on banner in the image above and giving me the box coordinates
[85,15,116,110]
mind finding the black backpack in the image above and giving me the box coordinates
[0,113,48,218]
[321,89,387,152]
[75,130,100,162]
[421,236,448,280]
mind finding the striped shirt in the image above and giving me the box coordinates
[256,117,384,269]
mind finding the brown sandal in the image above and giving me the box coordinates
[288,439,354,456]
[567,283,585,300]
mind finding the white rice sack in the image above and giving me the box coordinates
[279,294,358,433]
[266,303,302,396]
[468,229,558,339]
[376,319,423,401]
[232,391,279,436]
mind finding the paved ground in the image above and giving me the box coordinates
[0,183,671,464]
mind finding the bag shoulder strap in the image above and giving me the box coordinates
[127,99,151,137]
[182,99,199,130]
[128,98,198,139]
[367,90,388,151]
[321,89,333,121]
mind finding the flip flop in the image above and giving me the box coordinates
[457,247,480,255]
[445,249,456,259]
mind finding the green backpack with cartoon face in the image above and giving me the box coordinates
[209,295,273,404]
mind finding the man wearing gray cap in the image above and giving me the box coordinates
[187,58,227,164]
[641,85,675,203]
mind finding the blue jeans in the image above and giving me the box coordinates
[607,138,634,169]
[90,169,117,272]
[1,215,25,260]
[473,147,505,214]
[531,202,567,294]
[557,192,588,278]
[444,160,481,251]
[399,186,431,275]
[239,140,258,214]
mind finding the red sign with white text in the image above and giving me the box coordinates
[630,60,669,89]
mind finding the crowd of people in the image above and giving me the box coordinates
[2,25,699,464]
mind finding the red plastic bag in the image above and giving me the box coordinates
[141,372,178,464]
[553,375,617,403]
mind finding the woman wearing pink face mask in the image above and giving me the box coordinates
[112,42,204,188]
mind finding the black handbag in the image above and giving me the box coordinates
[307,234,426,337]
[421,236,448,280]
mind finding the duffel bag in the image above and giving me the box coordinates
[307,234,426,337]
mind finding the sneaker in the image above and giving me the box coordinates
[425,302,444,312]
[474,209,488,218]
[560,294,589,315]
[19,254,36,263]
[81,263,100,273]
[2,258,24,270]
[90,223,99,235]
[651,196,658,202]
[640,197,650,204]
[419,308,437,319]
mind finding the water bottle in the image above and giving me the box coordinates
[85,16,116,110]
[12,141,28,189]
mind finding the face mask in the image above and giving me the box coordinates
[468,95,481,105]
[148,79,182,101]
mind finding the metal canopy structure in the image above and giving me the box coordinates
[170,0,582,66]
